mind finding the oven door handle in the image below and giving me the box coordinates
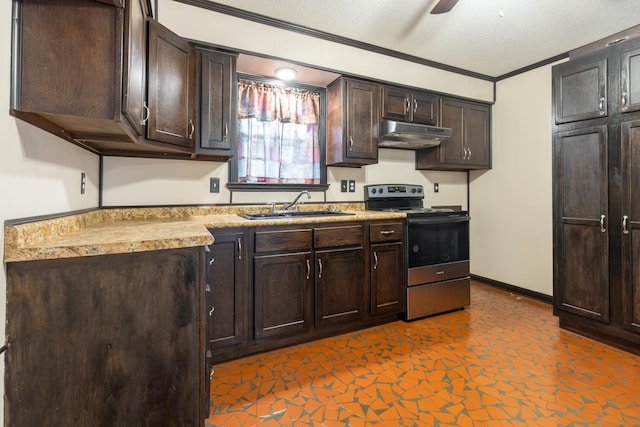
[408,216,470,225]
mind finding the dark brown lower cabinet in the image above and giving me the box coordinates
[621,119,640,333]
[369,221,405,317]
[5,247,207,427]
[553,120,640,354]
[207,229,248,361]
[315,247,365,327]
[553,126,610,323]
[254,252,314,339]
[211,220,405,361]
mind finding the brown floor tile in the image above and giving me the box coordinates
[208,282,640,426]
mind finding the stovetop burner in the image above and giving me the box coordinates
[363,184,466,217]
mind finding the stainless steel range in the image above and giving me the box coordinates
[364,184,471,320]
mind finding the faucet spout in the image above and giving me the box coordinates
[283,190,311,211]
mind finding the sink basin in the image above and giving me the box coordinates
[241,210,355,220]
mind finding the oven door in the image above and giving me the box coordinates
[407,216,470,269]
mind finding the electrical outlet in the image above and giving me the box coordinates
[80,172,86,195]
[434,183,439,193]
[209,177,220,193]
[348,180,356,192]
[340,180,348,192]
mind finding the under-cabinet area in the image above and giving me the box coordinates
[207,219,406,363]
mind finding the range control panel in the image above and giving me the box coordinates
[364,184,424,200]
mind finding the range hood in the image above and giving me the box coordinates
[379,120,452,150]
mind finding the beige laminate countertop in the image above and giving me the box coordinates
[4,204,405,263]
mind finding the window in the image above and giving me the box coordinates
[229,76,327,188]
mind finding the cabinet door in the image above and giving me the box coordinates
[346,80,379,162]
[122,0,150,136]
[621,119,640,333]
[5,248,204,425]
[620,45,640,115]
[553,56,607,124]
[147,20,195,148]
[411,91,439,126]
[439,98,466,165]
[371,242,405,317]
[254,252,313,339]
[380,85,410,122]
[208,232,247,351]
[315,247,365,327]
[199,50,236,156]
[553,126,609,323]
[466,102,491,168]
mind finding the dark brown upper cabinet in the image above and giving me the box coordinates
[122,0,151,138]
[196,49,238,160]
[11,0,137,149]
[327,77,379,167]
[553,56,608,124]
[146,20,196,150]
[380,85,438,126]
[11,0,196,157]
[620,45,640,115]
[554,37,640,125]
[416,98,491,170]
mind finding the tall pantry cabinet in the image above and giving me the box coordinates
[552,34,640,354]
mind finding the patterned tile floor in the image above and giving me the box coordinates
[207,282,640,426]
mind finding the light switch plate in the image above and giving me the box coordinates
[340,180,348,192]
[348,180,356,192]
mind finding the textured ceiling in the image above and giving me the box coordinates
[204,0,640,78]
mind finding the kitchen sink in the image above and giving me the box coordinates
[241,210,355,220]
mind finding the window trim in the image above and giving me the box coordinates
[228,73,327,189]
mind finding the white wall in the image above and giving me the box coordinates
[469,62,564,296]
[157,0,494,103]
[103,149,468,209]
[0,2,101,424]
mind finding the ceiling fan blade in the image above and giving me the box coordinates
[430,0,459,14]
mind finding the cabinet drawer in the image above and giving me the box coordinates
[254,229,312,253]
[370,222,404,243]
[314,224,363,249]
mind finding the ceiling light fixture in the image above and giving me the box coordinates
[275,67,297,80]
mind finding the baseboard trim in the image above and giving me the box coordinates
[471,274,553,305]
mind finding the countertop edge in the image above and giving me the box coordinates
[4,205,406,262]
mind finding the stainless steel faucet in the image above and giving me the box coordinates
[282,190,311,211]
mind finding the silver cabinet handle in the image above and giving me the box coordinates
[405,98,411,114]
[318,259,323,279]
[141,102,150,125]
[599,97,606,115]
[209,306,214,316]
[623,215,629,235]
[380,230,395,236]
[413,98,418,113]
[188,119,195,139]
[209,256,215,266]
[349,136,354,151]
[237,238,242,260]
[468,147,472,160]
[373,251,378,270]
[622,92,628,112]
[306,259,310,280]
[600,214,606,233]
[224,123,228,141]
